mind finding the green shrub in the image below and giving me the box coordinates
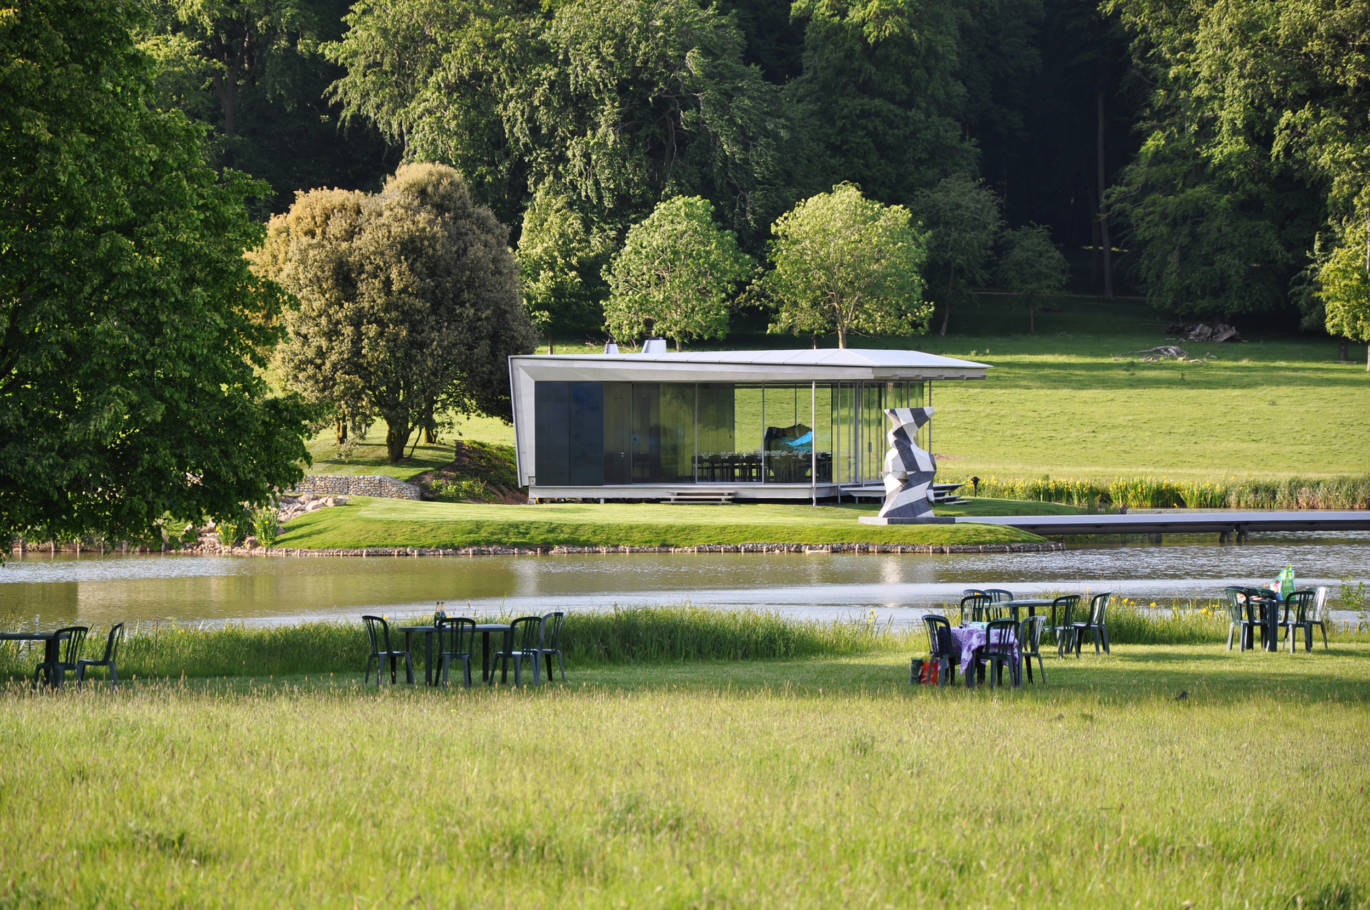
[215,511,248,547]
[252,507,280,548]
[426,476,496,503]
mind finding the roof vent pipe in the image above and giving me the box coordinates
[641,338,667,354]
[604,341,619,354]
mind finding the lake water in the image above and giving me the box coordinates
[3,532,1367,630]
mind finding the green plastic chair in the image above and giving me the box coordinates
[1224,587,1249,650]
[1019,615,1046,684]
[977,618,1021,688]
[76,623,125,690]
[437,617,476,687]
[32,625,88,688]
[1284,589,1327,652]
[538,611,566,682]
[490,615,545,686]
[922,614,955,686]
[960,593,992,625]
[362,615,413,685]
[1049,595,1081,656]
[1072,592,1111,655]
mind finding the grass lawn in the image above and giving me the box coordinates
[303,413,515,481]
[274,498,1058,550]
[5,639,1369,906]
[925,333,1370,482]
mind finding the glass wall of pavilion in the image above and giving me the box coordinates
[531,379,929,487]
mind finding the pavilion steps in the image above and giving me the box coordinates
[668,489,737,504]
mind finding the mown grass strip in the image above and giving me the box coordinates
[272,498,1049,551]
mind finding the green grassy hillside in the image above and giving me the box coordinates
[301,299,1368,486]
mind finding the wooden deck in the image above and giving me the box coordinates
[956,510,1370,541]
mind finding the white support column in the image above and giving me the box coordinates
[811,380,817,506]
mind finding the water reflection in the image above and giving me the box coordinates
[1,532,1367,629]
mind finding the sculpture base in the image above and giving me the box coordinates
[859,516,956,525]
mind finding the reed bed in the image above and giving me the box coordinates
[973,474,1370,510]
[1103,599,1230,645]
[564,605,911,663]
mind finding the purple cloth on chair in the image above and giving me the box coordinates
[950,624,1021,678]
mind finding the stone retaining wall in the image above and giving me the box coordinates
[291,474,421,500]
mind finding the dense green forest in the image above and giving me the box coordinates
[61,0,1370,349]
[131,0,1370,348]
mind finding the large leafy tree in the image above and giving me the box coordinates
[327,0,794,240]
[254,164,537,463]
[1107,130,1308,319]
[326,0,533,224]
[0,0,312,545]
[1318,216,1370,369]
[785,0,975,205]
[758,184,931,347]
[138,0,392,209]
[1106,0,1368,335]
[602,196,753,349]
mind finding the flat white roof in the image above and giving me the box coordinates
[509,347,989,383]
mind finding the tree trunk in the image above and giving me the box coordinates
[212,65,238,139]
[385,421,412,464]
[836,323,847,348]
[1338,339,1349,362]
[424,425,438,444]
[1027,299,1036,334]
[1096,87,1114,300]
[334,418,348,445]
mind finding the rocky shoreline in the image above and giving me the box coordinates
[191,540,1064,558]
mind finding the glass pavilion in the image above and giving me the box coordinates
[508,348,989,501]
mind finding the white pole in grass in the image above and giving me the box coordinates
[811,380,817,506]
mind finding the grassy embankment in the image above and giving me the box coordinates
[4,610,1369,905]
[273,498,1059,550]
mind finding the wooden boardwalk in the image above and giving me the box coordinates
[955,510,1370,541]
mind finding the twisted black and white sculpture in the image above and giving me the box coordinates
[877,406,937,520]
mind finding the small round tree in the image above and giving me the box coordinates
[602,196,753,349]
[914,175,1003,336]
[997,223,1069,333]
[759,184,931,347]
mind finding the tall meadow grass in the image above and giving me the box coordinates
[4,647,1370,905]
[4,603,1358,683]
